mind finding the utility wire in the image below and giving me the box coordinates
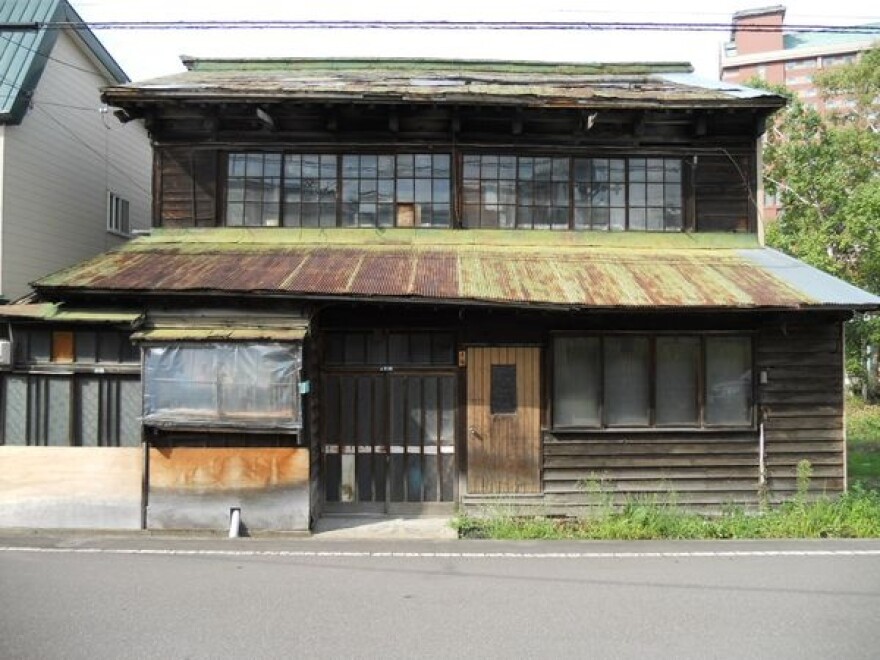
[15,19,880,34]
[34,105,152,199]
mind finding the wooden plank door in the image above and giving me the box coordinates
[466,347,541,494]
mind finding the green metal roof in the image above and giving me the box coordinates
[32,228,880,311]
[0,0,128,124]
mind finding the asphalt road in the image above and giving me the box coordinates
[2,536,880,660]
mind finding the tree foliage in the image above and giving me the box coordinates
[757,48,880,393]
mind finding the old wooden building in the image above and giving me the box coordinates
[1,58,877,531]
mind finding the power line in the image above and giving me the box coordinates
[16,19,880,34]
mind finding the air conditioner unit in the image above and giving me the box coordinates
[0,339,11,367]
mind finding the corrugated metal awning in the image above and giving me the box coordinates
[0,302,142,324]
[33,228,880,312]
[132,325,308,342]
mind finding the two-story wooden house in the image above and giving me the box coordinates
[1,58,877,532]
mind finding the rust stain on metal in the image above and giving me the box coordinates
[34,231,844,310]
[148,448,308,491]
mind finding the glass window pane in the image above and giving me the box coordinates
[553,338,600,427]
[604,337,649,426]
[47,378,71,446]
[3,376,27,445]
[656,338,699,426]
[706,337,752,426]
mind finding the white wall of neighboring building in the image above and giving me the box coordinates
[0,28,151,301]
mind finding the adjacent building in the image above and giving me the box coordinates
[720,5,878,113]
[0,57,876,532]
[0,0,150,301]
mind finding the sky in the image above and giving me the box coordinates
[70,0,879,82]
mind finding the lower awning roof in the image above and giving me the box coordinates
[131,325,308,342]
[0,303,142,324]
[32,228,880,311]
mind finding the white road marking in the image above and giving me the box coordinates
[2,547,880,559]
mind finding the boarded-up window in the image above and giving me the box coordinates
[51,332,74,363]
[490,365,517,414]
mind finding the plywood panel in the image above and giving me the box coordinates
[0,447,143,529]
[147,447,309,531]
[467,346,541,494]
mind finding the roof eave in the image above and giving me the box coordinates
[29,286,875,314]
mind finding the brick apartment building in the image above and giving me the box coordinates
[720,5,878,220]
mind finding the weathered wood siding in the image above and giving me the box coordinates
[758,320,845,499]
[0,447,143,529]
[542,431,760,511]
[154,146,219,227]
[536,318,846,512]
[147,447,309,531]
[693,152,755,232]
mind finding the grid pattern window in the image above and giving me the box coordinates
[283,155,338,227]
[342,155,395,227]
[107,193,130,235]
[227,153,282,226]
[226,153,452,228]
[553,335,753,429]
[627,158,683,231]
[573,158,626,230]
[464,155,683,231]
[462,155,570,229]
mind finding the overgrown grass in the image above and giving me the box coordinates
[455,400,880,541]
[454,487,880,540]
[847,395,880,491]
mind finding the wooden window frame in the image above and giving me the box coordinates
[461,154,685,232]
[224,151,453,229]
[550,332,755,432]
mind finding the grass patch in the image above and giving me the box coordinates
[455,400,880,541]
[847,395,880,491]
[455,487,880,540]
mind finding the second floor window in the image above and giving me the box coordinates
[462,155,682,231]
[226,153,452,228]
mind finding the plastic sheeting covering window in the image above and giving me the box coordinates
[143,343,302,430]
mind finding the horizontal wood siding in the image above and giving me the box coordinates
[693,153,754,232]
[543,431,760,508]
[758,321,845,498]
[534,317,846,513]
[155,147,218,227]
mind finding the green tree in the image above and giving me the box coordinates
[757,48,880,395]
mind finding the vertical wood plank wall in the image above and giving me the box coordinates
[467,346,541,494]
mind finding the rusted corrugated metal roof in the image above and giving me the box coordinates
[102,58,786,110]
[33,229,880,311]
